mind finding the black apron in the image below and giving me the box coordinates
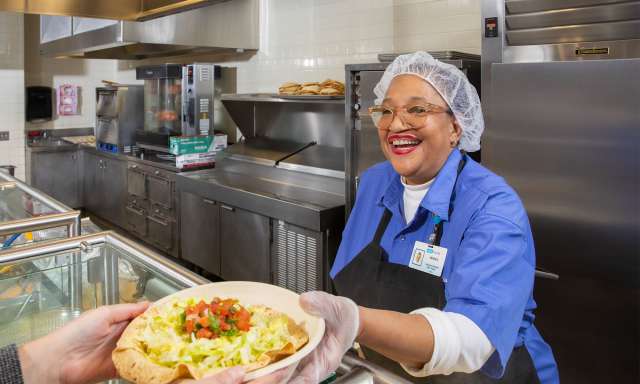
[333,156,540,384]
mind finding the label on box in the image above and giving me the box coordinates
[175,152,217,169]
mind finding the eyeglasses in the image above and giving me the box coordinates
[368,103,453,129]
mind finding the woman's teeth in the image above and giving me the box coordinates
[392,138,420,147]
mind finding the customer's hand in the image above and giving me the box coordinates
[19,301,149,384]
[289,291,359,384]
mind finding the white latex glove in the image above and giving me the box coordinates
[289,291,360,384]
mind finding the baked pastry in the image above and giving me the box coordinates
[320,79,345,93]
[298,84,321,95]
[278,82,301,95]
[319,87,341,96]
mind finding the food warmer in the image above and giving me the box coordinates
[0,169,81,249]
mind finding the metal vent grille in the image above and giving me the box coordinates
[272,221,320,294]
[504,0,640,46]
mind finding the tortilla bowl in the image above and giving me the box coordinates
[113,281,325,383]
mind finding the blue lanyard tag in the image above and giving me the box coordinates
[427,215,442,244]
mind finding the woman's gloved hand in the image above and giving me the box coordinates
[189,365,295,384]
[289,291,360,384]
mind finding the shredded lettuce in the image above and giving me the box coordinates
[135,298,293,371]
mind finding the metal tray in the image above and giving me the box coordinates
[277,94,344,100]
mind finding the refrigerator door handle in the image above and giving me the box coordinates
[535,267,559,280]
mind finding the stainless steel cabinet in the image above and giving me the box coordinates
[220,204,270,283]
[83,151,126,225]
[180,192,220,275]
[125,162,179,257]
[30,150,81,208]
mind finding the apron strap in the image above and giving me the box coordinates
[373,209,393,244]
[433,152,467,246]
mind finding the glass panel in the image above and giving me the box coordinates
[143,78,182,136]
[0,241,193,349]
[0,182,58,221]
[0,250,83,346]
[109,243,187,302]
[1,226,71,250]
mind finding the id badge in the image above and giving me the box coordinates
[408,240,448,277]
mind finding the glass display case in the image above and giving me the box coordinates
[0,170,80,250]
[0,231,208,349]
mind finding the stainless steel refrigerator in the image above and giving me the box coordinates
[481,1,640,382]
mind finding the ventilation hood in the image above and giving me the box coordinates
[1,0,230,21]
[37,0,258,60]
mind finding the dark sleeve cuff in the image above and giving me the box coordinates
[0,344,24,384]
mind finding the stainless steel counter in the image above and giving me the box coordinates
[27,141,194,173]
[177,159,344,232]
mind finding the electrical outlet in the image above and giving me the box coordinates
[0,131,9,141]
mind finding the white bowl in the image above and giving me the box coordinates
[151,281,325,382]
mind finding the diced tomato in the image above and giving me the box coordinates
[198,316,210,328]
[236,318,250,331]
[196,328,213,339]
[217,299,236,316]
[234,308,251,331]
[209,302,219,314]
[185,319,195,333]
[185,306,197,315]
[219,319,231,331]
[195,300,208,315]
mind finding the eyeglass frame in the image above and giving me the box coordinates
[368,103,454,129]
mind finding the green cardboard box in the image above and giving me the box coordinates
[169,136,213,155]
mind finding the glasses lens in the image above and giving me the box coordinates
[371,107,394,128]
[403,105,429,126]
[370,110,382,127]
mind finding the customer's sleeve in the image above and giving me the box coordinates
[0,344,25,384]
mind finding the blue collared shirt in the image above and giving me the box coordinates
[331,150,558,383]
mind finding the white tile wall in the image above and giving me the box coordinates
[218,0,396,93]
[394,0,482,54]
[115,0,481,93]
[24,15,119,132]
[0,12,25,180]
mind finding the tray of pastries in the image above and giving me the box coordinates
[278,79,345,99]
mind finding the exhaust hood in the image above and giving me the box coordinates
[1,0,229,21]
[37,0,259,60]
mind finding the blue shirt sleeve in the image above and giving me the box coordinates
[443,190,535,379]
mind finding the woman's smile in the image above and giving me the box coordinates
[387,133,422,155]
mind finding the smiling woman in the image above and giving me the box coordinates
[290,52,560,384]
[373,77,459,186]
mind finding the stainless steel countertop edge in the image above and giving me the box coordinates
[176,171,344,232]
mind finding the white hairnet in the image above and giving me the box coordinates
[373,51,484,152]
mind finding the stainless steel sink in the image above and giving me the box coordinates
[29,139,74,148]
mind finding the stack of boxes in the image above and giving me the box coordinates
[168,134,227,169]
